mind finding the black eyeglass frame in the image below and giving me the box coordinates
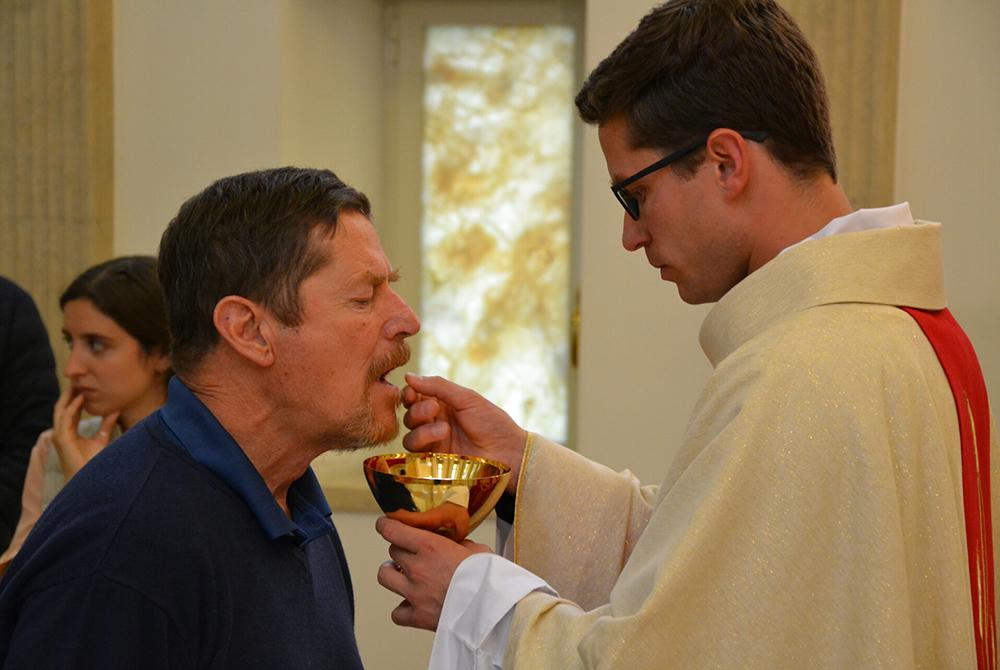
[610,130,770,221]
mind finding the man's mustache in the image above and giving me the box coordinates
[368,342,412,383]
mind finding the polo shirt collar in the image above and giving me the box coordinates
[158,376,334,546]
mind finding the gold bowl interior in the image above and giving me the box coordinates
[363,452,511,539]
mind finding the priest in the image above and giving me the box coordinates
[376,0,998,667]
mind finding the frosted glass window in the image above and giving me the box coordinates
[420,25,574,442]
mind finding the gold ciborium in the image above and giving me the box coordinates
[363,452,511,541]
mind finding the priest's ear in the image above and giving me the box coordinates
[705,129,752,199]
[212,296,276,367]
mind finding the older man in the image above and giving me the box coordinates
[0,168,419,667]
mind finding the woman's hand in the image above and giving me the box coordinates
[51,387,119,481]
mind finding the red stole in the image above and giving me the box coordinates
[902,307,996,669]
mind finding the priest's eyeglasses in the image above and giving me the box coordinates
[610,130,770,221]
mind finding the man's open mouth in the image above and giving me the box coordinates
[370,342,412,385]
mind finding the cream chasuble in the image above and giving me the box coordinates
[504,223,998,668]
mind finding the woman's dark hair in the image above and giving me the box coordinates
[60,256,171,361]
[576,0,837,181]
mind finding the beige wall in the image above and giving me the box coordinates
[114,0,283,255]
[113,0,386,253]
[894,0,999,402]
[110,0,998,668]
[280,0,385,205]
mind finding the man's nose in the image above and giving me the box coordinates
[386,290,420,339]
[621,213,649,251]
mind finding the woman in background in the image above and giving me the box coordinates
[0,256,171,571]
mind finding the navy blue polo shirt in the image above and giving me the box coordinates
[0,378,365,669]
[159,378,335,546]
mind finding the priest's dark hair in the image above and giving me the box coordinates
[575,0,837,182]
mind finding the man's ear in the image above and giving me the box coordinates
[212,296,276,368]
[705,129,752,200]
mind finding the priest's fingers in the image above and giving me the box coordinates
[401,385,427,409]
[390,599,427,630]
[377,557,440,631]
[387,544,414,570]
[375,516,489,576]
[376,517,478,576]
[376,517,429,554]
[401,421,451,453]
[404,373,482,411]
[377,560,408,598]
[402,396,444,430]
[382,558,445,632]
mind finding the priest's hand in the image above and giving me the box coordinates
[402,373,526,494]
[375,516,492,631]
